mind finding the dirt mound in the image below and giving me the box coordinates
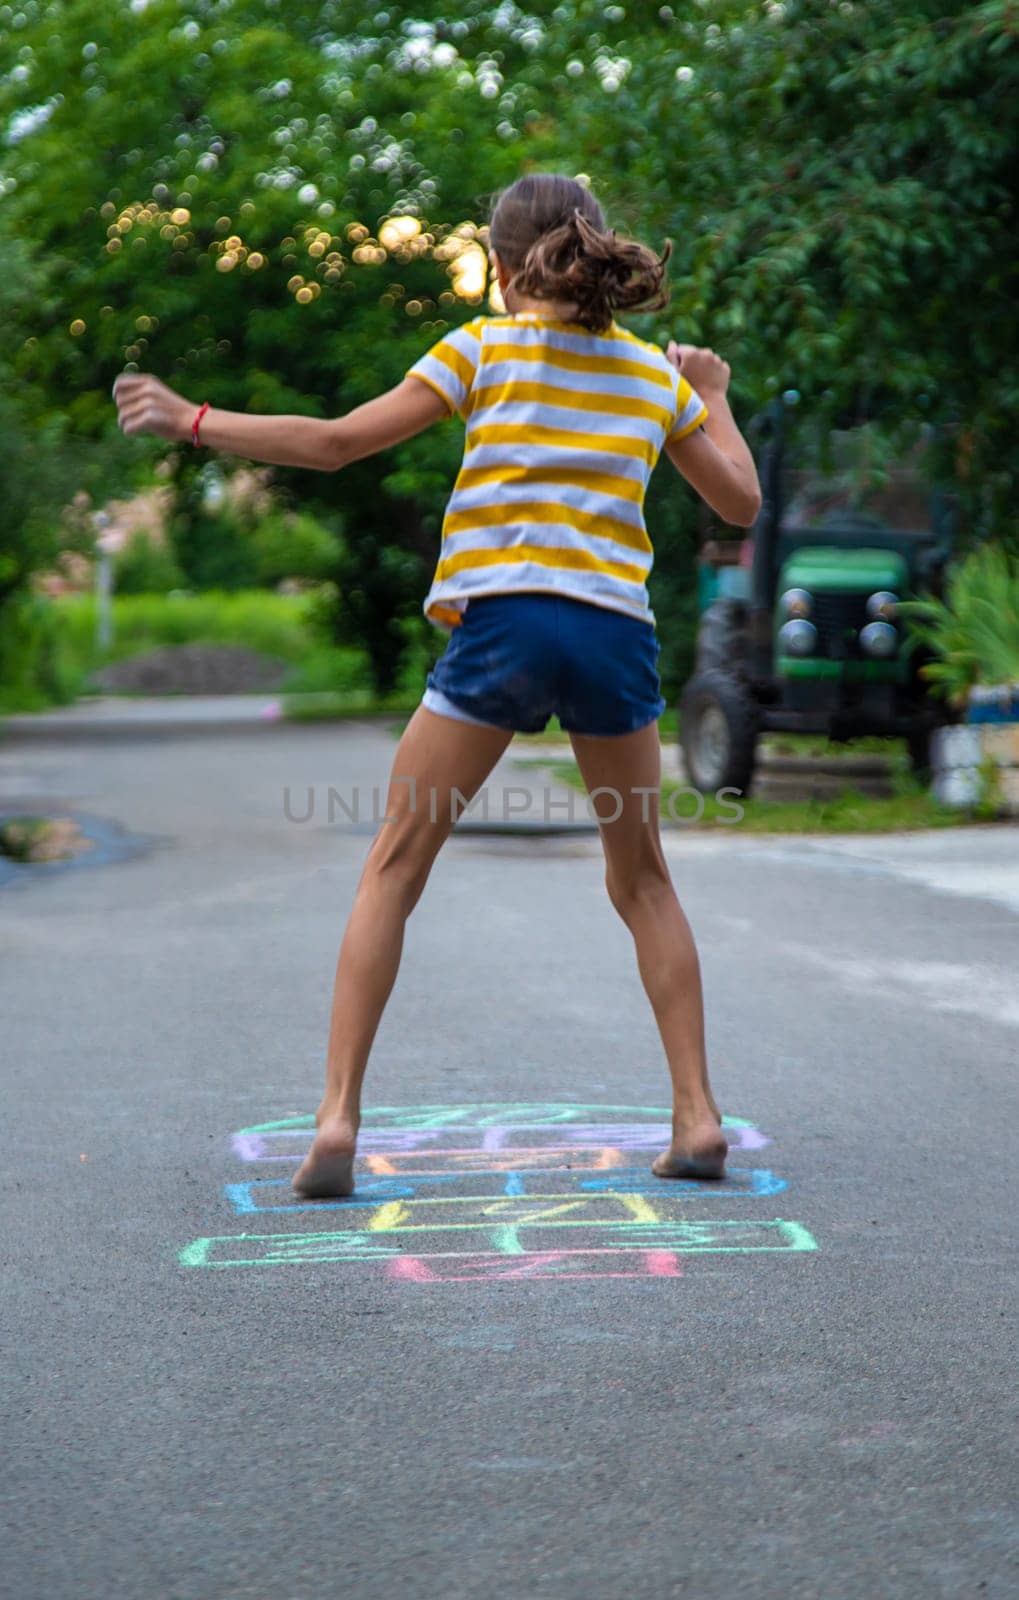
[92,644,289,695]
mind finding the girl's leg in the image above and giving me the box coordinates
[568,721,727,1179]
[293,707,514,1197]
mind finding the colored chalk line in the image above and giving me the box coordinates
[180,1104,819,1281]
[224,1167,788,1213]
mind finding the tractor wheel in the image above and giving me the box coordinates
[679,670,759,795]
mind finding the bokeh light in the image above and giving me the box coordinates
[90,189,509,318]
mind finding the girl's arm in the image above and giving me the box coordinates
[111,372,449,470]
[663,343,762,528]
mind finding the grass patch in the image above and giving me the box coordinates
[513,719,906,762]
[535,758,993,834]
[757,732,908,760]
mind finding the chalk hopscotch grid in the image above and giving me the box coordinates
[180,1103,819,1280]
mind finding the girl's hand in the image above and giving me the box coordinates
[112,372,193,442]
[666,341,731,399]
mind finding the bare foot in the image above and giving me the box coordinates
[652,1119,728,1181]
[292,1116,357,1198]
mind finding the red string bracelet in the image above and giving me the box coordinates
[191,401,210,448]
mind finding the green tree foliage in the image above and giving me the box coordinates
[1,0,553,685]
[549,0,1018,543]
[0,233,86,606]
[0,231,96,702]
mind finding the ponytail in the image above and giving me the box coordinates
[516,207,671,333]
[489,175,671,333]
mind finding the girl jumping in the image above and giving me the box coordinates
[114,172,761,1198]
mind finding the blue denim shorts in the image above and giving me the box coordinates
[422,593,666,737]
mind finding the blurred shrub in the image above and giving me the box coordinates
[281,644,374,695]
[115,509,341,594]
[168,476,344,593]
[55,589,323,673]
[0,589,427,712]
[169,500,261,592]
[901,543,1019,703]
[274,581,435,698]
[0,596,84,712]
[330,522,430,696]
[114,534,186,595]
[250,510,343,588]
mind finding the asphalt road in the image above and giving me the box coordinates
[1,720,1016,1600]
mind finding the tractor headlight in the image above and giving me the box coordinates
[860,620,898,658]
[866,590,899,621]
[780,587,813,619]
[779,619,818,657]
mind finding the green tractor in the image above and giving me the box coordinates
[679,400,956,795]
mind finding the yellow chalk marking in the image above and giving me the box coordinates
[620,1193,661,1224]
[368,1200,410,1231]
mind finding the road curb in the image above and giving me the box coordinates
[0,702,411,742]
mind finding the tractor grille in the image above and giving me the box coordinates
[811,592,870,659]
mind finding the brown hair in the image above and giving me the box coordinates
[488,173,671,334]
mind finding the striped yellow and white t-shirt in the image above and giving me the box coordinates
[406,311,708,630]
